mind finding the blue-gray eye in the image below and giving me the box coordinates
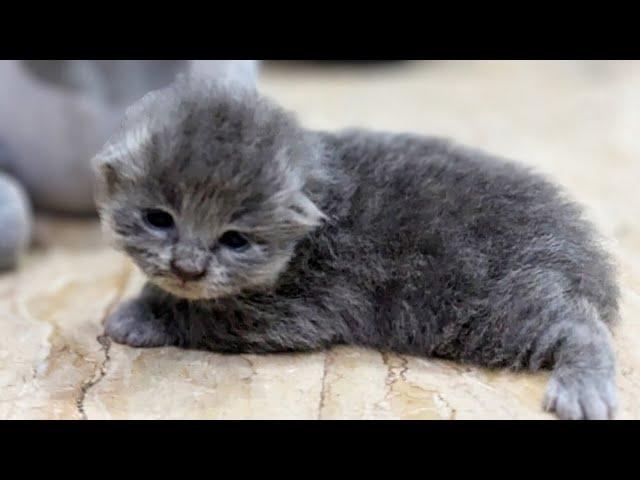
[219,231,249,250]
[144,209,174,229]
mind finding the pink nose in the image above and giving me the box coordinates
[170,259,206,282]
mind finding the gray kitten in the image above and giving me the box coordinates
[94,76,620,420]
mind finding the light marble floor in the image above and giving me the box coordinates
[1,60,638,419]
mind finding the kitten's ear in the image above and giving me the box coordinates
[92,154,122,198]
[281,191,326,235]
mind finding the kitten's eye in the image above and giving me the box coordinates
[144,209,175,230]
[219,231,249,250]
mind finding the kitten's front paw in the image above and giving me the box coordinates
[105,299,175,348]
[543,372,617,420]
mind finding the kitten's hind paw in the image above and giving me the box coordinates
[105,299,175,348]
[543,371,617,420]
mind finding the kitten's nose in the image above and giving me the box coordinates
[170,259,207,282]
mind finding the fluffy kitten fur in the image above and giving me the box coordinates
[95,76,620,420]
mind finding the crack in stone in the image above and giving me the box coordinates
[241,355,258,378]
[374,352,394,411]
[75,263,132,420]
[317,350,331,420]
[434,392,457,420]
[397,355,409,383]
[376,352,410,411]
[377,352,458,419]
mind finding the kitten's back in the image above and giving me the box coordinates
[319,130,619,326]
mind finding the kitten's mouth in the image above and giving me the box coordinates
[153,275,208,299]
[151,274,233,300]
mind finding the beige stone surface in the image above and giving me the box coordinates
[1,60,638,419]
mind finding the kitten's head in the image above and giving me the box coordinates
[93,76,326,300]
